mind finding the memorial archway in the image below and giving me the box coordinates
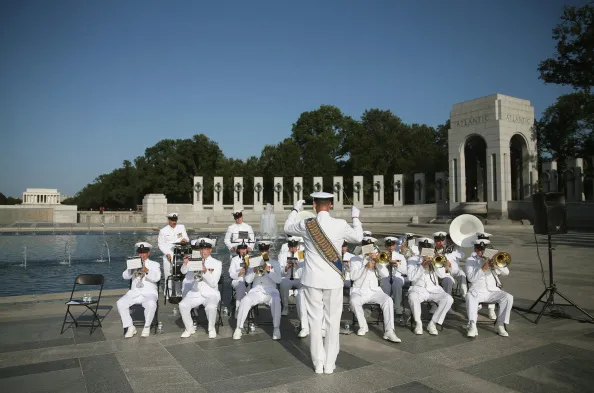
[464,134,487,202]
[510,134,529,200]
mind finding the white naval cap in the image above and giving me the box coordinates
[417,237,434,247]
[191,238,214,248]
[166,213,179,220]
[433,231,447,239]
[232,209,243,215]
[384,236,399,243]
[362,236,377,245]
[363,231,373,237]
[477,232,492,239]
[474,239,491,248]
[135,242,152,252]
[288,236,303,243]
[404,232,415,238]
[310,192,334,199]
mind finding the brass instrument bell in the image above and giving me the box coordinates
[492,252,511,268]
[376,251,391,265]
[255,263,267,276]
[432,254,447,269]
[261,252,270,262]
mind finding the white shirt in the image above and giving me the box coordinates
[407,255,447,293]
[228,255,249,283]
[181,255,222,297]
[376,250,407,278]
[279,244,305,279]
[224,222,255,251]
[284,210,364,289]
[245,259,282,291]
[342,251,355,281]
[122,259,161,297]
[158,224,189,257]
[349,255,388,293]
[465,253,509,292]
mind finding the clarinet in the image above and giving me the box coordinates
[242,255,249,288]
[289,251,295,281]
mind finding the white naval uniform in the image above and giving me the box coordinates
[224,222,255,251]
[236,259,283,330]
[284,210,363,373]
[437,251,461,296]
[117,259,161,329]
[342,251,356,289]
[407,256,453,325]
[279,244,305,314]
[178,256,222,333]
[349,256,395,333]
[157,224,189,295]
[442,248,467,296]
[377,251,407,314]
[465,254,513,326]
[229,255,250,313]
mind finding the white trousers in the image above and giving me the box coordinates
[380,276,405,314]
[441,276,456,295]
[232,280,248,312]
[466,289,513,326]
[117,291,158,329]
[280,278,301,311]
[408,288,453,325]
[350,290,394,332]
[236,287,281,329]
[163,256,173,297]
[179,292,220,332]
[455,270,468,296]
[302,286,343,372]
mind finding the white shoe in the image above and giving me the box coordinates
[141,327,150,337]
[314,365,324,374]
[124,326,137,338]
[233,328,242,340]
[324,366,335,374]
[383,329,401,343]
[357,327,368,336]
[427,321,438,335]
[208,329,217,339]
[180,329,195,338]
[281,308,289,316]
[298,328,309,338]
[497,325,509,337]
[414,322,423,335]
[272,328,281,340]
[488,309,497,320]
[467,323,478,338]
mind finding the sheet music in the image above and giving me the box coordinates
[483,249,498,259]
[187,258,203,272]
[361,244,376,255]
[420,248,435,258]
[408,239,415,248]
[249,256,265,267]
[191,250,201,259]
[127,258,142,270]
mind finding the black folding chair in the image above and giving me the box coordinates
[128,279,161,334]
[61,274,105,335]
[191,277,224,333]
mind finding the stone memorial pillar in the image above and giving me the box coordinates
[293,177,303,203]
[372,175,384,207]
[193,176,203,210]
[541,161,558,193]
[332,176,344,209]
[142,194,168,224]
[253,177,264,212]
[435,172,447,203]
[352,176,364,208]
[313,177,323,194]
[213,176,224,211]
[565,158,584,201]
[273,176,284,211]
[393,174,404,207]
[414,173,426,204]
[233,177,243,211]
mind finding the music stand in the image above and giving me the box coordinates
[515,234,593,324]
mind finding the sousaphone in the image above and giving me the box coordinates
[449,214,484,248]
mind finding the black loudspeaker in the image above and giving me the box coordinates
[532,192,568,235]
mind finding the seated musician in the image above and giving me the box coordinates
[399,233,419,257]
[407,238,454,335]
[433,232,460,297]
[279,236,304,316]
[348,252,401,342]
[233,241,282,340]
[117,242,161,338]
[178,238,221,338]
[228,242,250,317]
[377,236,407,316]
[465,239,513,338]
[476,232,496,319]
[445,233,467,297]
[342,240,355,289]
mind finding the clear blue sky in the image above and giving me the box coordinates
[0,0,583,198]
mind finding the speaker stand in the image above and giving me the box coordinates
[515,234,594,324]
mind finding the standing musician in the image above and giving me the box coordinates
[377,236,407,316]
[279,236,304,316]
[228,242,250,317]
[233,241,283,340]
[224,209,255,253]
[117,242,161,338]
[349,252,401,342]
[407,238,454,335]
[284,192,363,375]
[179,238,222,339]
[465,239,513,338]
[157,213,189,297]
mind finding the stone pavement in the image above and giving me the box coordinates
[1,229,594,393]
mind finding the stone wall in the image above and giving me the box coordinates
[507,200,594,230]
[77,211,143,225]
[0,205,76,225]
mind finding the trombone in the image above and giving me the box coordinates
[485,252,511,269]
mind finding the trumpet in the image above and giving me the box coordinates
[240,255,251,268]
[255,264,267,277]
[375,251,391,265]
[261,252,270,262]
[432,254,447,269]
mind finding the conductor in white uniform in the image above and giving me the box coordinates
[284,192,363,375]
[157,213,189,296]
[224,210,255,252]
[117,242,161,338]
[179,238,222,339]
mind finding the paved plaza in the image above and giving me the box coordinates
[1,224,593,393]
